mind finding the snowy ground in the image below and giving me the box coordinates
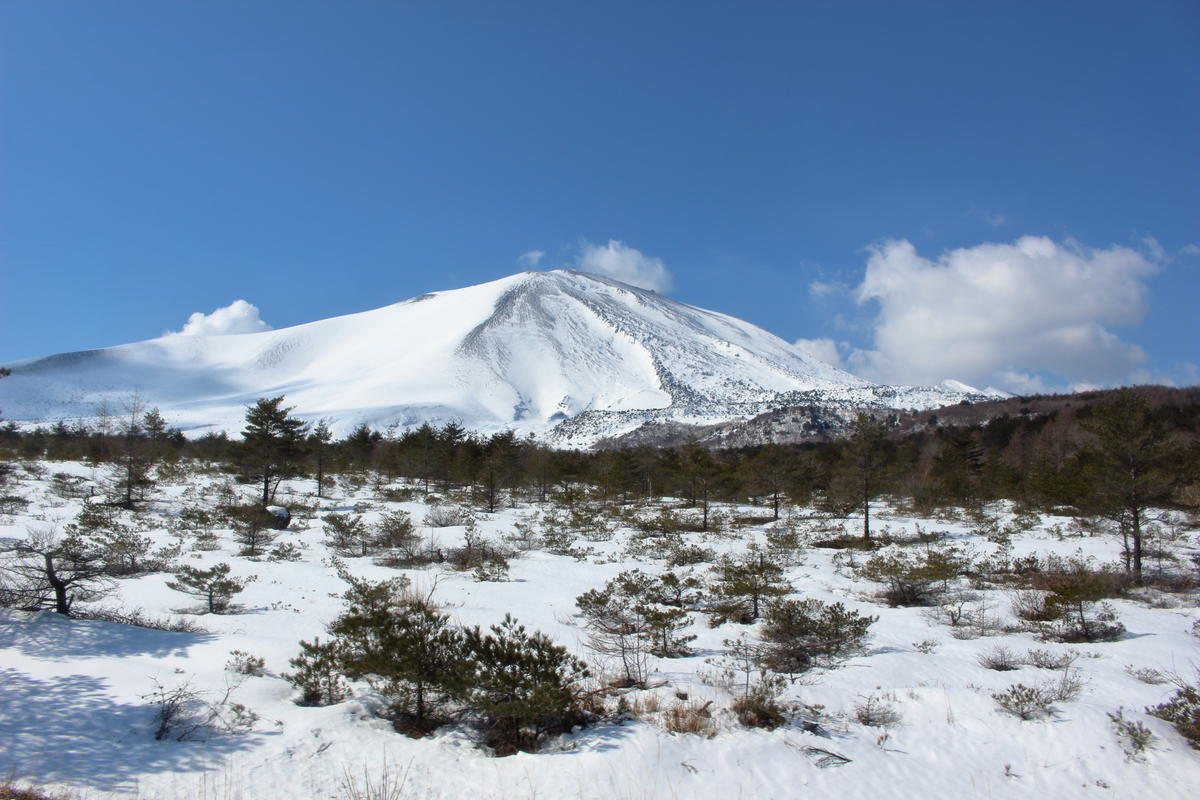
[1,461,1198,799]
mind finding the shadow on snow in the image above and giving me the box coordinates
[0,668,268,792]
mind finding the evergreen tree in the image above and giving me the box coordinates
[759,598,876,675]
[839,413,890,540]
[1077,389,1187,583]
[460,614,590,754]
[309,419,333,497]
[283,636,349,706]
[166,562,245,613]
[710,545,790,623]
[0,526,114,615]
[330,575,466,734]
[242,396,308,506]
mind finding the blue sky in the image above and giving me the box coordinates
[2,0,1197,392]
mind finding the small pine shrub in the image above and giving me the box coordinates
[857,546,965,607]
[166,562,247,613]
[731,690,787,730]
[268,541,304,562]
[759,598,875,675]
[460,614,592,754]
[227,649,266,676]
[283,637,350,707]
[1147,684,1200,750]
[854,693,901,727]
[992,683,1053,720]
[1109,707,1155,757]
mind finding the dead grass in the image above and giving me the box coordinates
[661,699,717,737]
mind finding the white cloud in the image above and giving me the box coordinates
[168,300,272,337]
[793,337,845,369]
[808,279,846,298]
[846,236,1156,391]
[1141,236,1167,263]
[518,250,545,268]
[576,240,673,292]
[1180,243,1200,257]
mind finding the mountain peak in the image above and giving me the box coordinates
[0,270,993,444]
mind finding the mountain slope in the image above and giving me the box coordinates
[0,270,995,443]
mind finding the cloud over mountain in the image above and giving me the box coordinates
[847,236,1156,391]
[169,300,272,337]
[577,240,673,292]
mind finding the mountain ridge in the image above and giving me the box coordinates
[0,270,1002,445]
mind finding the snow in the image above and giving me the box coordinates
[1,463,1197,799]
[0,271,1003,445]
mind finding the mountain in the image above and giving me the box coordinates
[0,270,1000,444]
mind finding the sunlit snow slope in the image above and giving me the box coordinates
[0,271,993,442]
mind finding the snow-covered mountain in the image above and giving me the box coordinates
[0,270,999,444]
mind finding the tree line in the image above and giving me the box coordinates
[2,388,1197,579]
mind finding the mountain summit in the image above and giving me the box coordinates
[0,270,994,443]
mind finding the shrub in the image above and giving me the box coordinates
[166,563,247,613]
[268,541,304,561]
[448,527,508,573]
[460,614,591,755]
[667,542,716,566]
[372,510,420,560]
[577,569,696,683]
[1125,665,1170,685]
[472,553,510,582]
[1045,668,1087,702]
[424,504,469,527]
[764,527,806,567]
[226,649,266,676]
[1026,648,1077,670]
[854,693,901,727]
[759,598,876,675]
[0,783,77,800]
[73,605,209,632]
[323,512,373,557]
[992,683,1053,720]
[978,646,1023,671]
[663,699,717,736]
[731,685,787,730]
[284,636,350,707]
[1147,684,1200,749]
[142,676,259,741]
[225,504,279,557]
[330,575,466,735]
[1109,707,1155,757]
[857,545,965,607]
[708,546,790,624]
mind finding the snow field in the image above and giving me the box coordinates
[0,461,1198,799]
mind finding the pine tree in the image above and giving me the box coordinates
[310,419,333,498]
[0,526,114,615]
[166,562,246,613]
[461,614,590,754]
[759,598,876,675]
[283,636,349,706]
[1078,389,1186,584]
[709,545,790,623]
[241,396,308,506]
[840,413,890,540]
[329,575,466,734]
